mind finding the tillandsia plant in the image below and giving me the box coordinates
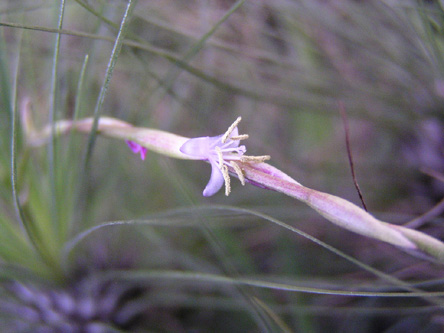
[5,0,444,331]
[22,108,444,263]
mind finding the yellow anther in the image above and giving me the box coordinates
[240,155,271,163]
[222,165,231,196]
[213,117,270,195]
[230,161,245,185]
[229,134,249,141]
[215,146,224,166]
[222,116,242,143]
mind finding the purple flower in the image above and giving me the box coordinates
[180,117,270,196]
[126,140,147,160]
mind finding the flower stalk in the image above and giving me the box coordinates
[22,106,444,262]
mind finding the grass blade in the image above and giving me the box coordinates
[150,0,246,109]
[103,269,444,298]
[83,0,137,166]
[63,205,444,306]
[10,26,59,277]
[9,32,51,273]
[63,54,89,238]
[47,0,66,245]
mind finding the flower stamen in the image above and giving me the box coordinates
[221,116,242,143]
[180,116,271,196]
[240,155,271,163]
[230,134,249,141]
[230,161,245,185]
[221,165,231,196]
[215,146,224,166]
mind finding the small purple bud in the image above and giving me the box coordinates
[126,140,147,160]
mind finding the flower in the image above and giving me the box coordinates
[180,117,270,196]
[126,140,147,160]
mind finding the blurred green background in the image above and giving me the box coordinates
[1,0,444,331]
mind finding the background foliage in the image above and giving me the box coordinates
[1,0,444,331]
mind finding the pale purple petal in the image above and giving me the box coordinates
[209,127,240,149]
[228,127,239,147]
[126,140,138,152]
[126,140,147,160]
[203,161,225,197]
[180,126,244,196]
[180,136,211,159]
[139,147,147,160]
